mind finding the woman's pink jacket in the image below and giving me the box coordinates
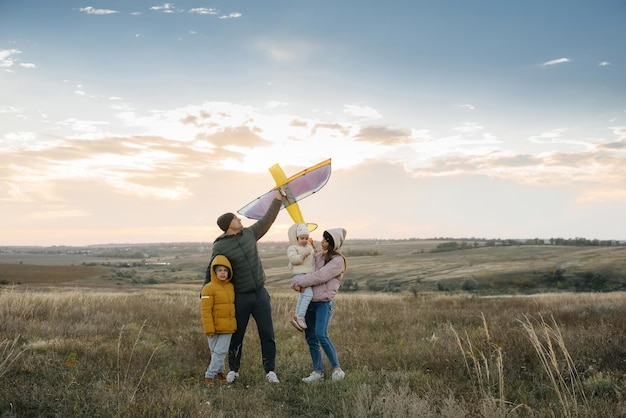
[292,251,346,302]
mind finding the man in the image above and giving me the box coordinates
[203,191,284,383]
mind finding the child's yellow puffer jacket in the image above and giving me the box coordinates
[200,255,236,336]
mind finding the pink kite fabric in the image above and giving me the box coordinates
[238,162,331,220]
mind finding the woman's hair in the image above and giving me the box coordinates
[323,248,340,265]
[322,230,342,265]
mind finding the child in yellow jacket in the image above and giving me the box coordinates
[201,254,236,386]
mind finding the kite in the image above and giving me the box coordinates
[237,158,332,231]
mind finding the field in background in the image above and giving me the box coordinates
[2,240,626,295]
[0,264,109,285]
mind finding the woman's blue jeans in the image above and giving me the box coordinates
[304,301,340,372]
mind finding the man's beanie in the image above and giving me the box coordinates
[217,212,235,232]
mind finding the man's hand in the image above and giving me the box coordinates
[277,186,292,204]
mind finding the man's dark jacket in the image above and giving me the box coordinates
[203,198,281,293]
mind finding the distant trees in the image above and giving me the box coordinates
[549,237,619,246]
[430,238,623,253]
[431,241,479,252]
[341,278,359,292]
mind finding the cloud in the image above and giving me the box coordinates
[0,49,33,71]
[79,7,118,15]
[600,138,626,150]
[528,128,566,143]
[57,118,110,134]
[343,105,382,120]
[220,13,242,19]
[598,61,610,66]
[150,3,178,13]
[265,101,287,109]
[355,126,412,145]
[189,8,218,15]
[541,57,571,66]
[0,49,20,65]
[609,126,626,138]
[4,101,626,209]
[0,105,23,114]
[199,126,268,148]
[0,135,210,202]
[453,122,484,134]
[527,129,594,150]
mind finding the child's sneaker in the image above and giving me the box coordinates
[266,371,280,383]
[296,316,307,330]
[290,316,304,332]
[216,372,228,384]
[302,371,324,383]
[204,377,215,387]
[331,368,345,381]
[226,371,239,383]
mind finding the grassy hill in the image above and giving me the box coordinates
[2,240,626,295]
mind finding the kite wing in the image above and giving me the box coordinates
[238,159,332,221]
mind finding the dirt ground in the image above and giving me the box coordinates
[0,263,110,285]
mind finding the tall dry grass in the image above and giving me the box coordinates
[451,313,506,408]
[518,314,588,417]
[1,286,626,417]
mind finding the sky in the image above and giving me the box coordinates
[1,1,625,246]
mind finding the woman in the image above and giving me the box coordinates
[292,227,347,383]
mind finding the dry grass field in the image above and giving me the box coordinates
[1,287,626,417]
[1,240,626,416]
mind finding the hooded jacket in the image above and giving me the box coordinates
[200,255,236,336]
[203,197,282,293]
[287,223,315,276]
[293,228,347,302]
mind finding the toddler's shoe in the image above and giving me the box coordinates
[290,316,304,332]
[204,377,214,387]
[296,316,307,330]
[216,372,228,384]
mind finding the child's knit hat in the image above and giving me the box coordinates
[296,223,310,238]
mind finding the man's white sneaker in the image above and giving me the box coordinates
[302,371,324,383]
[226,371,239,383]
[266,371,280,383]
[331,369,345,381]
